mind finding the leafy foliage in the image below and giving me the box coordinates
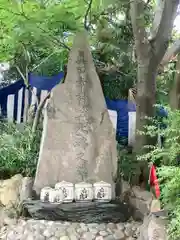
[156,62,177,105]
[0,122,41,178]
[0,0,136,99]
[139,108,180,239]
[91,1,136,99]
[0,0,79,74]
[101,66,135,99]
[0,0,104,76]
[117,145,139,183]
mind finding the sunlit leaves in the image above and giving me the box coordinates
[0,0,82,63]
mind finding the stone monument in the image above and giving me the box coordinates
[33,32,118,197]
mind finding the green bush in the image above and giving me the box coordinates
[117,144,140,183]
[0,122,41,179]
[139,108,180,240]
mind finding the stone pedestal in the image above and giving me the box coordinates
[23,200,131,223]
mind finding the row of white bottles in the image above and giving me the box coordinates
[40,181,112,204]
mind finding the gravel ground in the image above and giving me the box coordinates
[0,218,142,240]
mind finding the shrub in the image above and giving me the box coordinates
[0,121,41,179]
[139,108,180,240]
[117,144,139,183]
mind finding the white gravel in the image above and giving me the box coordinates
[0,218,142,240]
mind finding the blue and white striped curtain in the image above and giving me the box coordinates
[0,72,64,123]
[0,80,25,123]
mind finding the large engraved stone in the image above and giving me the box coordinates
[33,32,117,197]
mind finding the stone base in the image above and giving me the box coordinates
[120,181,153,220]
[138,213,168,240]
[23,200,132,223]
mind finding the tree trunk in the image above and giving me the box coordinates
[170,54,180,109]
[135,61,157,151]
[133,57,158,185]
[130,0,179,186]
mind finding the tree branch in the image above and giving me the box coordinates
[145,0,151,8]
[130,0,149,60]
[15,65,28,86]
[32,51,60,71]
[36,23,70,50]
[150,0,179,61]
[161,39,180,66]
[84,0,93,30]
[32,92,51,133]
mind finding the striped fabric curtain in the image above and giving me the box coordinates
[0,80,26,123]
[0,72,64,123]
[128,88,136,146]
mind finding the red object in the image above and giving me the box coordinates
[149,164,160,199]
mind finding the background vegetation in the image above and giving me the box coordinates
[0,122,41,179]
[138,109,180,239]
